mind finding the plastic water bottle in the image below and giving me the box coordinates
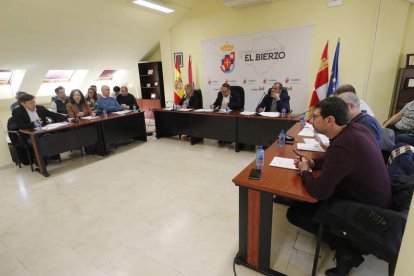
[133,105,137,112]
[225,106,230,114]
[34,120,41,131]
[256,145,265,170]
[281,107,286,118]
[300,113,306,128]
[103,109,107,119]
[278,129,286,147]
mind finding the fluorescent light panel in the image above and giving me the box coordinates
[133,0,174,13]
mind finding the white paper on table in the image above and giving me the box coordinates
[303,138,319,144]
[304,122,314,130]
[297,143,325,152]
[42,122,70,130]
[113,110,132,115]
[298,128,315,137]
[258,112,280,118]
[315,133,330,144]
[193,109,214,112]
[269,157,298,170]
[178,108,193,112]
[164,108,173,111]
[81,116,96,120]
[240,111,256,116]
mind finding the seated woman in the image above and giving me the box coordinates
[66,89,95,118]
[85,87,99,111]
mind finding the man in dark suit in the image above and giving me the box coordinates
[179,84,202,109]
[12,93,68,130]
[256,82,290,113]
[211,83,243,111]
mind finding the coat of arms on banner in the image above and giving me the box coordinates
[220,42,235,73]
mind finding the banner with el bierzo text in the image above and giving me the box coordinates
[202,25,314,113]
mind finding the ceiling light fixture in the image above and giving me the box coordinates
[133,0,174,13]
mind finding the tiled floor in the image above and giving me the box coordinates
[0,132,389,275]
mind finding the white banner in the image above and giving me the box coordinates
[202,26,314,113]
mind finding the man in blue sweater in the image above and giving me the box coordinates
[97,85,123,113]
[287,97,391,276]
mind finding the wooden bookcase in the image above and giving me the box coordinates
[391,68,414,116]
[138,62,165,108]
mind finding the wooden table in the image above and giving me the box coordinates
[232,123,324,275]
[20,111,146,177]
[154,109,298,151]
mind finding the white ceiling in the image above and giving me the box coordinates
[0,0,197,69]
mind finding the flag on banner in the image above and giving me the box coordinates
[174,56,184,104]
[327,39,340,97]
[188,55,194,87]
[309,42,329,109]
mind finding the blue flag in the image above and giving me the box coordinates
[327,39,340,97]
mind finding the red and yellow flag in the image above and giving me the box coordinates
[174,57,184,104]
[309,42,329,109]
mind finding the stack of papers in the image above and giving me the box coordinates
[269,157,297,170]
[315,133,330,144]
[42,122,70,130]
[240,111,256,116]
[297,143,325,152]
[113,110,133,115]
[257,112,280,118]
[303,138,319,144]
[164,108,173,111]
[81,116,96,120]
[178,108,193,112]
[298,128,315,137]
[193,109,214,112]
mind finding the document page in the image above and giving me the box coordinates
[258,112,280,118]
[240,111,256,116]
[297,143,325,152]
[178,108,193,112]
[269,157,297,170]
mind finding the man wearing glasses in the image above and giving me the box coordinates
[286,97,391,276]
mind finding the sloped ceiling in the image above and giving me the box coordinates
[0,0,196,69]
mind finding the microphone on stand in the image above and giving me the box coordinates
[254,91,268,115]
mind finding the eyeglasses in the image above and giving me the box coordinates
[311,114,324,120]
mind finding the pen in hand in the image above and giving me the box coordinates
[292,149,306,161]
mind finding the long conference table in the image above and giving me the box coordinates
[232,123,325,276]
[19,111,147,177]
[154,109,299,151]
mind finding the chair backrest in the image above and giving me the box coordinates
[230,85,245,108]
[194,89,203,108]
[7,117,22,145]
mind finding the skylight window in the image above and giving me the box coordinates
[43,70,74,83]
[98,70,118,81]
[0,70,13,85]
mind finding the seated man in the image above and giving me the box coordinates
[286,97,391,276]
[116,86,139,110]
[211,83,243,111]
[10,91,26,112]
[51,86,69,114]
[179,84,202,109]
[12,93,68,129]
[97,85,124,113]
[383,99,414,134]
[256,82,290,113]
[334,84,375,117]
[336,84,382,148]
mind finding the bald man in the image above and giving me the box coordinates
[96,85,123,113]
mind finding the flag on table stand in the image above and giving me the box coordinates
[174,56,184,104]
[327,39,340,97]
[188,55,194,87]
[309,42,329,110]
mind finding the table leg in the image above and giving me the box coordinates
[31,134,49,177]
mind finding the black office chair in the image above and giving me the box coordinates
[311,175,413,276]
[7,117,34,172]
[194,89,203,108]
[230,85,245,109]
